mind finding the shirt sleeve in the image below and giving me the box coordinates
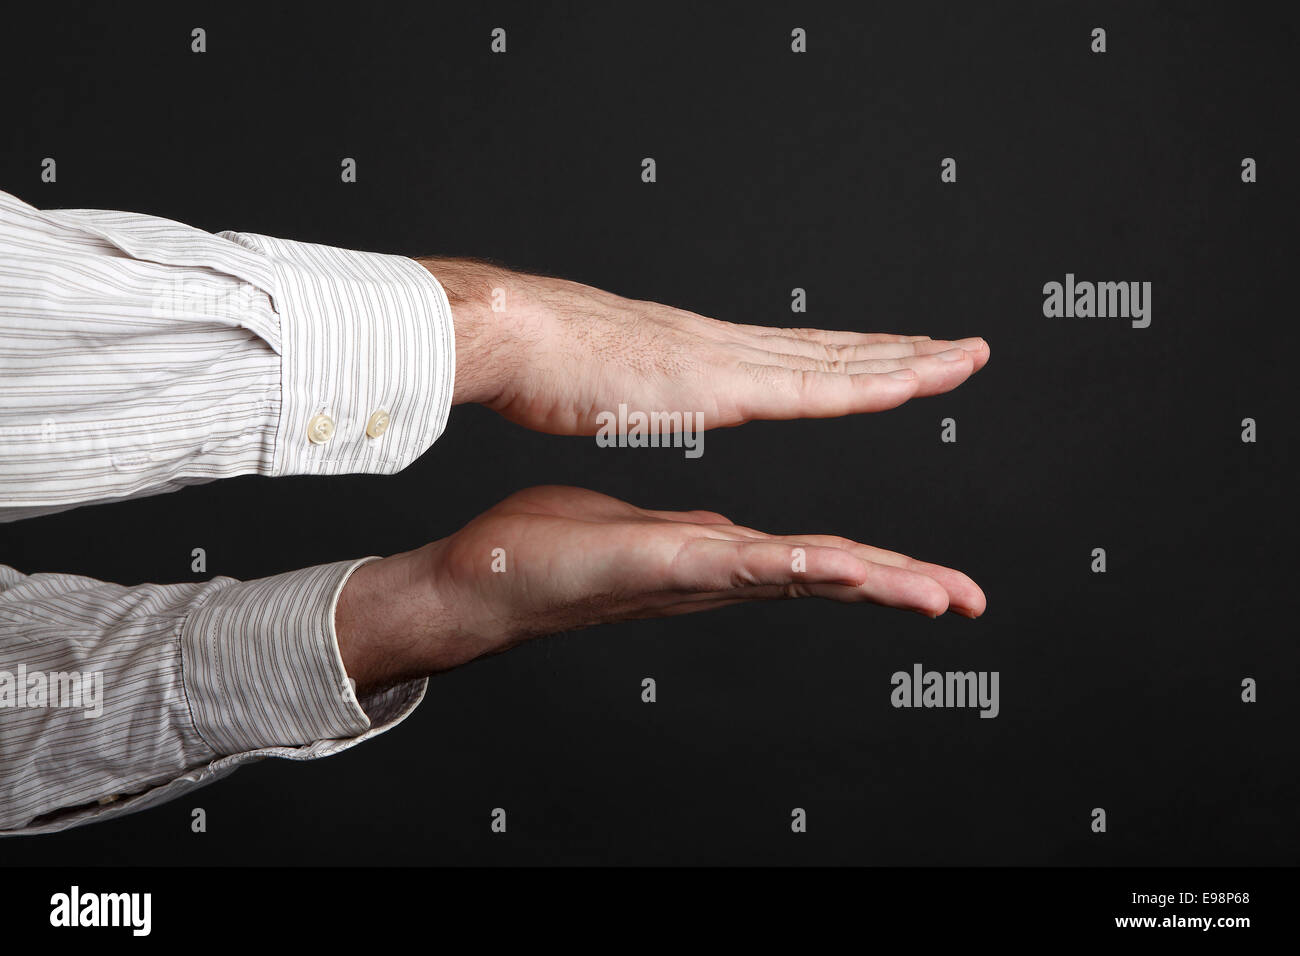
[0,188,446,832]
[0,557,428,835]
[0,188,456,522]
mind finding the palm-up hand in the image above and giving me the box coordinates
[337,486,985,691]
[424,258,989,434]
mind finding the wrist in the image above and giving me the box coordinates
[334,550,437,694]
[416,256,514,406]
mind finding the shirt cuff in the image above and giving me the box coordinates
[220,232,456,478]
[181,558,426,756]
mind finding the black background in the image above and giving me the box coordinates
[1,1,1296,866]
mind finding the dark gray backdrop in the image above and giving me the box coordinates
[1,1,1295,865]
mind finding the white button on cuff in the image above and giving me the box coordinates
[366,409,390,439]
[307,413,336,444]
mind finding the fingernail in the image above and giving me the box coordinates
[937,348,967,362]
[888,369,917,380]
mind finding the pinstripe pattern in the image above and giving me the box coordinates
[0,191,448,833]
[1,189,456,517]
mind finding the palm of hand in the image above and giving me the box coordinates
[420,486,984,669]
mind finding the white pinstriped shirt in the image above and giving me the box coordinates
[0,189,454,834]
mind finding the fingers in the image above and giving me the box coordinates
[729,327,990,376]
[752,332,976,354]
[636,507,734,526]
[734,362,924,418]
[670,538,870,591]
[733,565,951,616]
[735,344,980,399]
[723,328,988,418]
[712,323,932,346]
[774,534,985,618]
[660,570,950,617]
[666,535,966,618]
[684,526,985,618]
[905,337,990,371]
[778,329,932,345]
[827,336,990,375]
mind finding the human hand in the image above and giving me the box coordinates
[335,485,985,693]
[421,258,989,435]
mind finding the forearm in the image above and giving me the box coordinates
[334,547,441,694]
[417,255,535,407]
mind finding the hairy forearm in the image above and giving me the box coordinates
[418,256,522,407]
[335,538,509,696]
[334,548,440,695]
